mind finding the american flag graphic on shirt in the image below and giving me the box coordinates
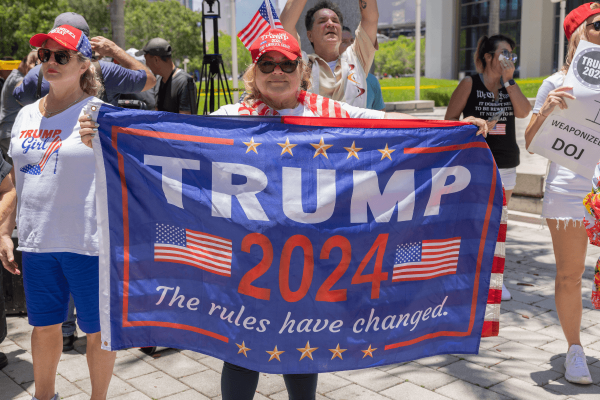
[489,123,506,135]
[154,224,232,277]
[238,0,283,49]
[392,237,461,282]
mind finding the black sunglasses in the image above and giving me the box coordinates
[257,58,300,74]
[587,21,600,31]
[38,48,72,65]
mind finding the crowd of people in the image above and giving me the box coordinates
[1,0,599,399]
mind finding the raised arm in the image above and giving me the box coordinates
[90,36,157,91]
[359,0,379,47]
[280,0,308,43]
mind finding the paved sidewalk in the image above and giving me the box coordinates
[2,219,600,400]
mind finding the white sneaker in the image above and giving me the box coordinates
[564,345,593,384]
[501,283,511,301]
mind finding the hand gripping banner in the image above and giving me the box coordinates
[91,103,503,374]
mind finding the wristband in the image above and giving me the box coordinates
[504,79,516,88]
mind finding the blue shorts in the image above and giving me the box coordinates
[22,252,100,333]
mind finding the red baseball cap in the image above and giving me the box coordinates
[250,29,302,64]
[30,25,93,59]
[564,2,600,40]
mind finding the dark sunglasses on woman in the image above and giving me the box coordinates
[588,20,600,31]
[38,48,72,65]
[257,58,300,73]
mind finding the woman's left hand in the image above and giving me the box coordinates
[501,57,515,83]
[463,116,489,137]
[79,114,97,148]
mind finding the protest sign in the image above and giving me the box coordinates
[529,39,600,179]
[92,103,503,373]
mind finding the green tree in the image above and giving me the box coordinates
[124,0,202,67]
[67,0,112,39]
[207,32,252,78]
[374,36,425,77]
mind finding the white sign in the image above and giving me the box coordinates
[529,40,600,179]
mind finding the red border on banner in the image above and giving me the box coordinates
[111,126,230,343]
[282,116,470,129]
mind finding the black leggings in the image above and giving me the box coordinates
[221,361,318,400]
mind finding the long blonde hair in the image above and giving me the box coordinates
[562,2,600,73]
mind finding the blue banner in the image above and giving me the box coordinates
[94,105,503,374]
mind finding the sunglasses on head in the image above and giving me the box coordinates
[588,21,600,32]
[257,58,300,74]
[38,48,72,65]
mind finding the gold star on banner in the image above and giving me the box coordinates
[278,137,297,156]
[297,341,318,361]
[361,344,377,358]
[243,137,262,154]
[311,137,333,159]
[378,144,395,161]
[266,345,284,362]
[329,344,347,360]
[344,141,362,159]
[236,341,251,357]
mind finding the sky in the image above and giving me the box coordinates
[193,0,288,32]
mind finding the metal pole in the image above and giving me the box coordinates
[231,0,239,102]
[558,0,566,70]
[415,0,421,100]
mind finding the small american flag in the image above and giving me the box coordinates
[238,0,283,50]
[154,224,232,277]
[489,123,506,135]
[392,237,461,282]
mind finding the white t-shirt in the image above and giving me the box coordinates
[9,97,99,255]
[212,102,385,119]
[532,71,590,193]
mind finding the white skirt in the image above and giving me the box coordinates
[541,162,590,221]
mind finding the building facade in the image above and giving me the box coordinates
[425,0,590,80]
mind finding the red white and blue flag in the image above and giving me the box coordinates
[238,0,283,49]
[489,123,506,135]
[393,238,461,282]
[154,223,232,277]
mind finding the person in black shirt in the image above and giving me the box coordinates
[445,34,531,301]
[137,38,197,114]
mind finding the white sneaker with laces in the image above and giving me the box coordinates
[501,283,511,301]
[564,344,593,384]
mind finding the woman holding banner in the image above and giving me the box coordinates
[80,28,488,400]
[445,33,532,301]
[0,25,117,399]
[523,3,600,385]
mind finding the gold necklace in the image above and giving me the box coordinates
[43,93,86,117]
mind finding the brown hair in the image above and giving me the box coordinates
[242,60,311,105]
[562,2,600,73]
[474,34,516,73]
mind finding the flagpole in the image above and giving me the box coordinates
[265,0,276,29]
[231,0,239,102]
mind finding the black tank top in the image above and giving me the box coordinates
[463,74,519,169]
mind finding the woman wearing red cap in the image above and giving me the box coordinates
[0,25,116,399]
[79,28,488,400]
[524,2,600,385]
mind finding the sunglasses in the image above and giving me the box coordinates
[588,21,600,32]
[492,49,518,63]
[38,48,72,65]
[257,58,300,74]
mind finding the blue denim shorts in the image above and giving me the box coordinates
[22,252,100,333]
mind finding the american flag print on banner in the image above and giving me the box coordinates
[392,237,461,282]
[154,224,232,277]
[489,123,506,135]
[238,0,283,49]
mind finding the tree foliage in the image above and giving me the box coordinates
[124,0,203,68]
[374,36,425,77]
[207,32,252,78]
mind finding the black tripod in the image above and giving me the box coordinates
[198,0,233,115]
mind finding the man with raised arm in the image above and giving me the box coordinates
[280,0,378,107]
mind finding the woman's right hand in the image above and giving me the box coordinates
[538,86,575,117]
[78,114,98,148]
